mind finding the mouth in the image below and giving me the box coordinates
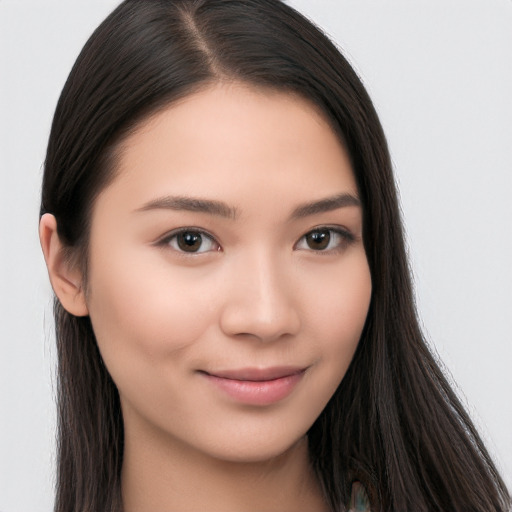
[202,366,306,381]
[198,366,307,406]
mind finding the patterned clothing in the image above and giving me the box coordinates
[348,481,371,511]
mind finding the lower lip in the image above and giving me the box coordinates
[202,371,305,406]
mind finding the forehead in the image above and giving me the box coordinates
[95,82,357,216]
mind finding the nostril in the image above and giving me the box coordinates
[219,300,300,342]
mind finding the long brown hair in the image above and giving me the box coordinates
[40,1,511,510]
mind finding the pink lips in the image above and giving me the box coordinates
[200,367,306,406]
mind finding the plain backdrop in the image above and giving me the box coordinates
[1,1,511,510]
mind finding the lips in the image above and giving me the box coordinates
[199,366,307,406]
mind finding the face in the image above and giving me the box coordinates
[84,83,372,463]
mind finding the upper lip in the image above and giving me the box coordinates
[201,366,307,381]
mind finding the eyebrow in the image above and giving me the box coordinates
[134,192,360,220]
[290,193,361,219]
[134,196,239,219]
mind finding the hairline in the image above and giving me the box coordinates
[73,77,354,295]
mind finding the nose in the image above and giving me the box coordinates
[219,250,301,343]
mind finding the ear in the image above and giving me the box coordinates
[39,213,89,317]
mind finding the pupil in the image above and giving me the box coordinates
[178,232,202,252]
[307,230,330,250]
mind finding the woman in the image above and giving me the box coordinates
[39,0,511,510]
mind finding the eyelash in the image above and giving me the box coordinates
[157,228,221,254]
[295,226,356,253]
[156,226,356,255]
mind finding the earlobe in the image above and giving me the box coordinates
[39,213,89,317]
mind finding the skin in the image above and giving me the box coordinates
[40,83,372,512]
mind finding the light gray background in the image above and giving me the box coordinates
[1,1,510,510]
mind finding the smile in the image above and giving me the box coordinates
[199,367,307,406]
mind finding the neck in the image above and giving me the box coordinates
[121,418,328,512]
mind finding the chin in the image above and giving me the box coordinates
[199,430,310,465]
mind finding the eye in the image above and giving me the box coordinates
[161,229,220,254]
[295,227,354,252]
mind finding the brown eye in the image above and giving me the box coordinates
[295,227,355,253]
[305,229,331,250]
[177,231,203,252]
[164,230,219,254]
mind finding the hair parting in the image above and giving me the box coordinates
[41,1,510,510]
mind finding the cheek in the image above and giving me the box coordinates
[303,253,372,345]
[303,253,372,381]
[285,255,371,430]
[85,248,216,370]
